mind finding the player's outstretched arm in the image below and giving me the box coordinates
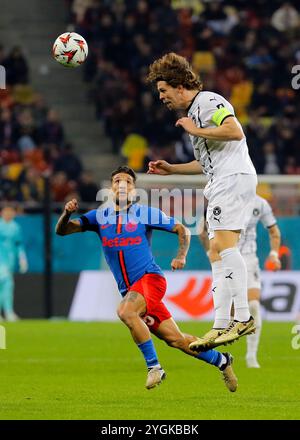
[171,223,191,270]
[148,159,202,175]
[55,198,82,236]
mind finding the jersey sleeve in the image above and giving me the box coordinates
[259,199,277,228]
[198,93,235,127]
[146,206,177,233]
[78,209,99,232]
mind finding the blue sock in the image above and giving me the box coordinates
[137,339,159,369]
[196,349,223,368]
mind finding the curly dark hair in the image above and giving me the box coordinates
[147,52,203,90]
[111,166,137,182]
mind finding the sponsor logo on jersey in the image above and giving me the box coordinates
[125,221,138,232]
[102,236,142,247]
[253,208,260,216]
[101,224,112,229]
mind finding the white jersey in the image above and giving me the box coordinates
[187,91,256,179]
[238,195,277,256]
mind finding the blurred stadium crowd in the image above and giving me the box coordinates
[0,46,98,207]
[68,0,300,173]
[1,0,300,207]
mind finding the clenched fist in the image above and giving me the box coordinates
[175,117,199,136]
[148,160,173,175]
[171,257,186,271]
[65,198,78,213]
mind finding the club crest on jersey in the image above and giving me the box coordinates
[125,222,138,232]
[213,206,221,216]
[253,208,260,216]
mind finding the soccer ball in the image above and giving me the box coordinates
[52,32,88,68]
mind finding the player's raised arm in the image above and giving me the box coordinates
[148,159,202,175]
[55,198,82,235]
[171,223,191,270]
[175,115,243,142]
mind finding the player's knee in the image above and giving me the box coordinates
[117,307,138,325]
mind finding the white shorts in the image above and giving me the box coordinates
[243,254,261,290]
[204,173,257,240]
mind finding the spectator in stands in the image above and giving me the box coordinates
[261,142,281,174]
[38,109,64,145]
[31,93,49,126]
[53,143,83,180]
[18,166,44,204]
[14,109,38,151]
[201,1,238,36]
[51,171,77,202]
[3,46,29,85]
[0,108,17,148]
[0,167,18,201]
[271,2,300,32]
[250,81,279,117]
[78,171,99,202]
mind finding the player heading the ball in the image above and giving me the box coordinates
[146,52,257,351]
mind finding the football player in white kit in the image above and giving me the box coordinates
[239,195,281,366]
[147,52,257,351]
[200,195,281,367]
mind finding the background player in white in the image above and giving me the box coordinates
[147,52,257,350]
[200,194,281,367]
[238,195,281,367]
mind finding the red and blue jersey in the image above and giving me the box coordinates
[78,203,177,296]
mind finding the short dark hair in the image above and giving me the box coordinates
[111,166,137,182]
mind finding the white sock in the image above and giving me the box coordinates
[218,353,227,369]
[247,300,262,358]
[211,260,232,329]
[219,247,250,322]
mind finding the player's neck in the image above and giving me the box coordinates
[184,89,201,111]
[114,202,132,212]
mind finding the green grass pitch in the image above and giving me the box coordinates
[0,321,299,420]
